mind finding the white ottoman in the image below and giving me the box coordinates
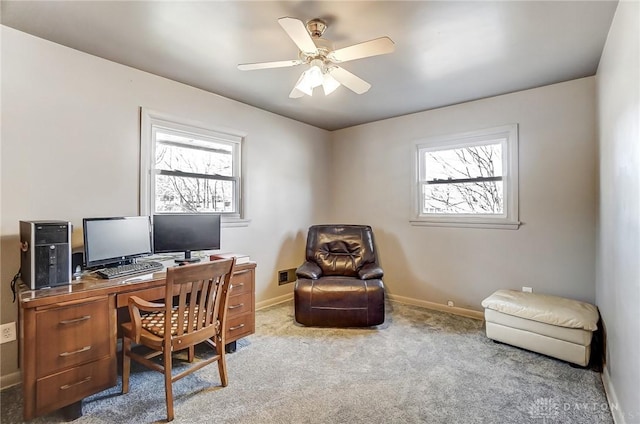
[481,290,599,366]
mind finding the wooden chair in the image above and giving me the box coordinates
[121,258,235,422]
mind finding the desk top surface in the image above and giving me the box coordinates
[19,259,255,308]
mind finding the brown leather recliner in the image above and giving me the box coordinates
[294,225,385,327]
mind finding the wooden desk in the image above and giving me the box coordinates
[18,261,256,420]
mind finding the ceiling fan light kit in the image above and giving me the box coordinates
[238,17,395,99]
[322,71,341,96]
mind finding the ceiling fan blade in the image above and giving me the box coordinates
[328,37,395,63]
[278,17,318,55]
[329,67,371,94]
[238,59,303,71]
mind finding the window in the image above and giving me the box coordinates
[140,109,247,224]
[412,124,520,229]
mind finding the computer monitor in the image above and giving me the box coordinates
[152,214,221,263]
[83,216,153,268]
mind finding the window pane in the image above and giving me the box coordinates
[155,175,235,213]
[423,143,502,181]
[155,132,233,177]
[422,181,503,214]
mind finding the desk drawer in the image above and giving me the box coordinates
[226,313,254,341]
[36,356,115,417]
[227,292,253,317]
[117,286,165,308]
[36,297,112,378]
[230,269,252,295]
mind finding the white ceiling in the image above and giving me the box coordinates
[1,1,618,131]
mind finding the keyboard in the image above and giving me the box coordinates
[96,261,164,279]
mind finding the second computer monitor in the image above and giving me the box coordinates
[83,216,153,268]
[152,214,221,263]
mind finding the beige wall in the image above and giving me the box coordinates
[0,20,616,402]
[0,27,331,382]
[330,78,598,311]
[596,1,640,423]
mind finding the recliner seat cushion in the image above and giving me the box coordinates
[295,277,385,327]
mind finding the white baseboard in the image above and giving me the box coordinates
[602,365,626,424]
[255,292,484,320]
[1,370,21,391]
[256,293,293,310]
[387,294,485,320]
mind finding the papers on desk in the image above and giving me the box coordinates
[210,252,251,264]
[122,273,155,284]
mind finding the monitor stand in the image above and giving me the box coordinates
[175,250,200,263]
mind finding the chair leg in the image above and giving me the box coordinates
[122,337,131,394]
[217,350,228,387]
[164,350,174,422]
[188,346,194,363]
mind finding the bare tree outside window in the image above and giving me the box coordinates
[154,132,235,213]
[421,142,504,215]
[140,109,243,220]
[412,124,519,229]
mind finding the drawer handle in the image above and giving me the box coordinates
[59,346,92,357]
[59,315,91,325]
[60,376,92,391]
[228,323,245,331]
[231,283,245,290]
[228,303,244,310]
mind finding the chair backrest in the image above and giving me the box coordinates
[305,225,378,277]
[163,259,235,350]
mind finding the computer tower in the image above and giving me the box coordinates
[20,221,72,290]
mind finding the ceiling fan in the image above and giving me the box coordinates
[238,17,395,98]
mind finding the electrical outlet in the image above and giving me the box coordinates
[1,322,16,344]
[522,286,533,293]
[447,300,454,307]
[278,270,288,284]
[278,268,297,285]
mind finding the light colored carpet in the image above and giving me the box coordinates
[0,301,612,423]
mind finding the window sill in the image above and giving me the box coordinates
[221,217,251,228]
[409,219,521,230]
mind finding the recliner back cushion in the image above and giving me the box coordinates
[307,225,377,276]
[315,239,363,276]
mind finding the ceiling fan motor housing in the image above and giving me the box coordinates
[306,19,327,38]
[297,20,334,66]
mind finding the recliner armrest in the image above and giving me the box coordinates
[296,262,323,279]
[358,263,384,280]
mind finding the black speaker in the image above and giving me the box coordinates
[20,221,72,290]
[72,252,84,271]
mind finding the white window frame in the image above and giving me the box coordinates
[411,124,520,229]
[140,108,249,226]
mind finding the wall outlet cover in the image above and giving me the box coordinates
[1,322,17,344]
[278,270,288,283]
[278,268,297,285]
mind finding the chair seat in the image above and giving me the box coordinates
[139,306,221,337]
